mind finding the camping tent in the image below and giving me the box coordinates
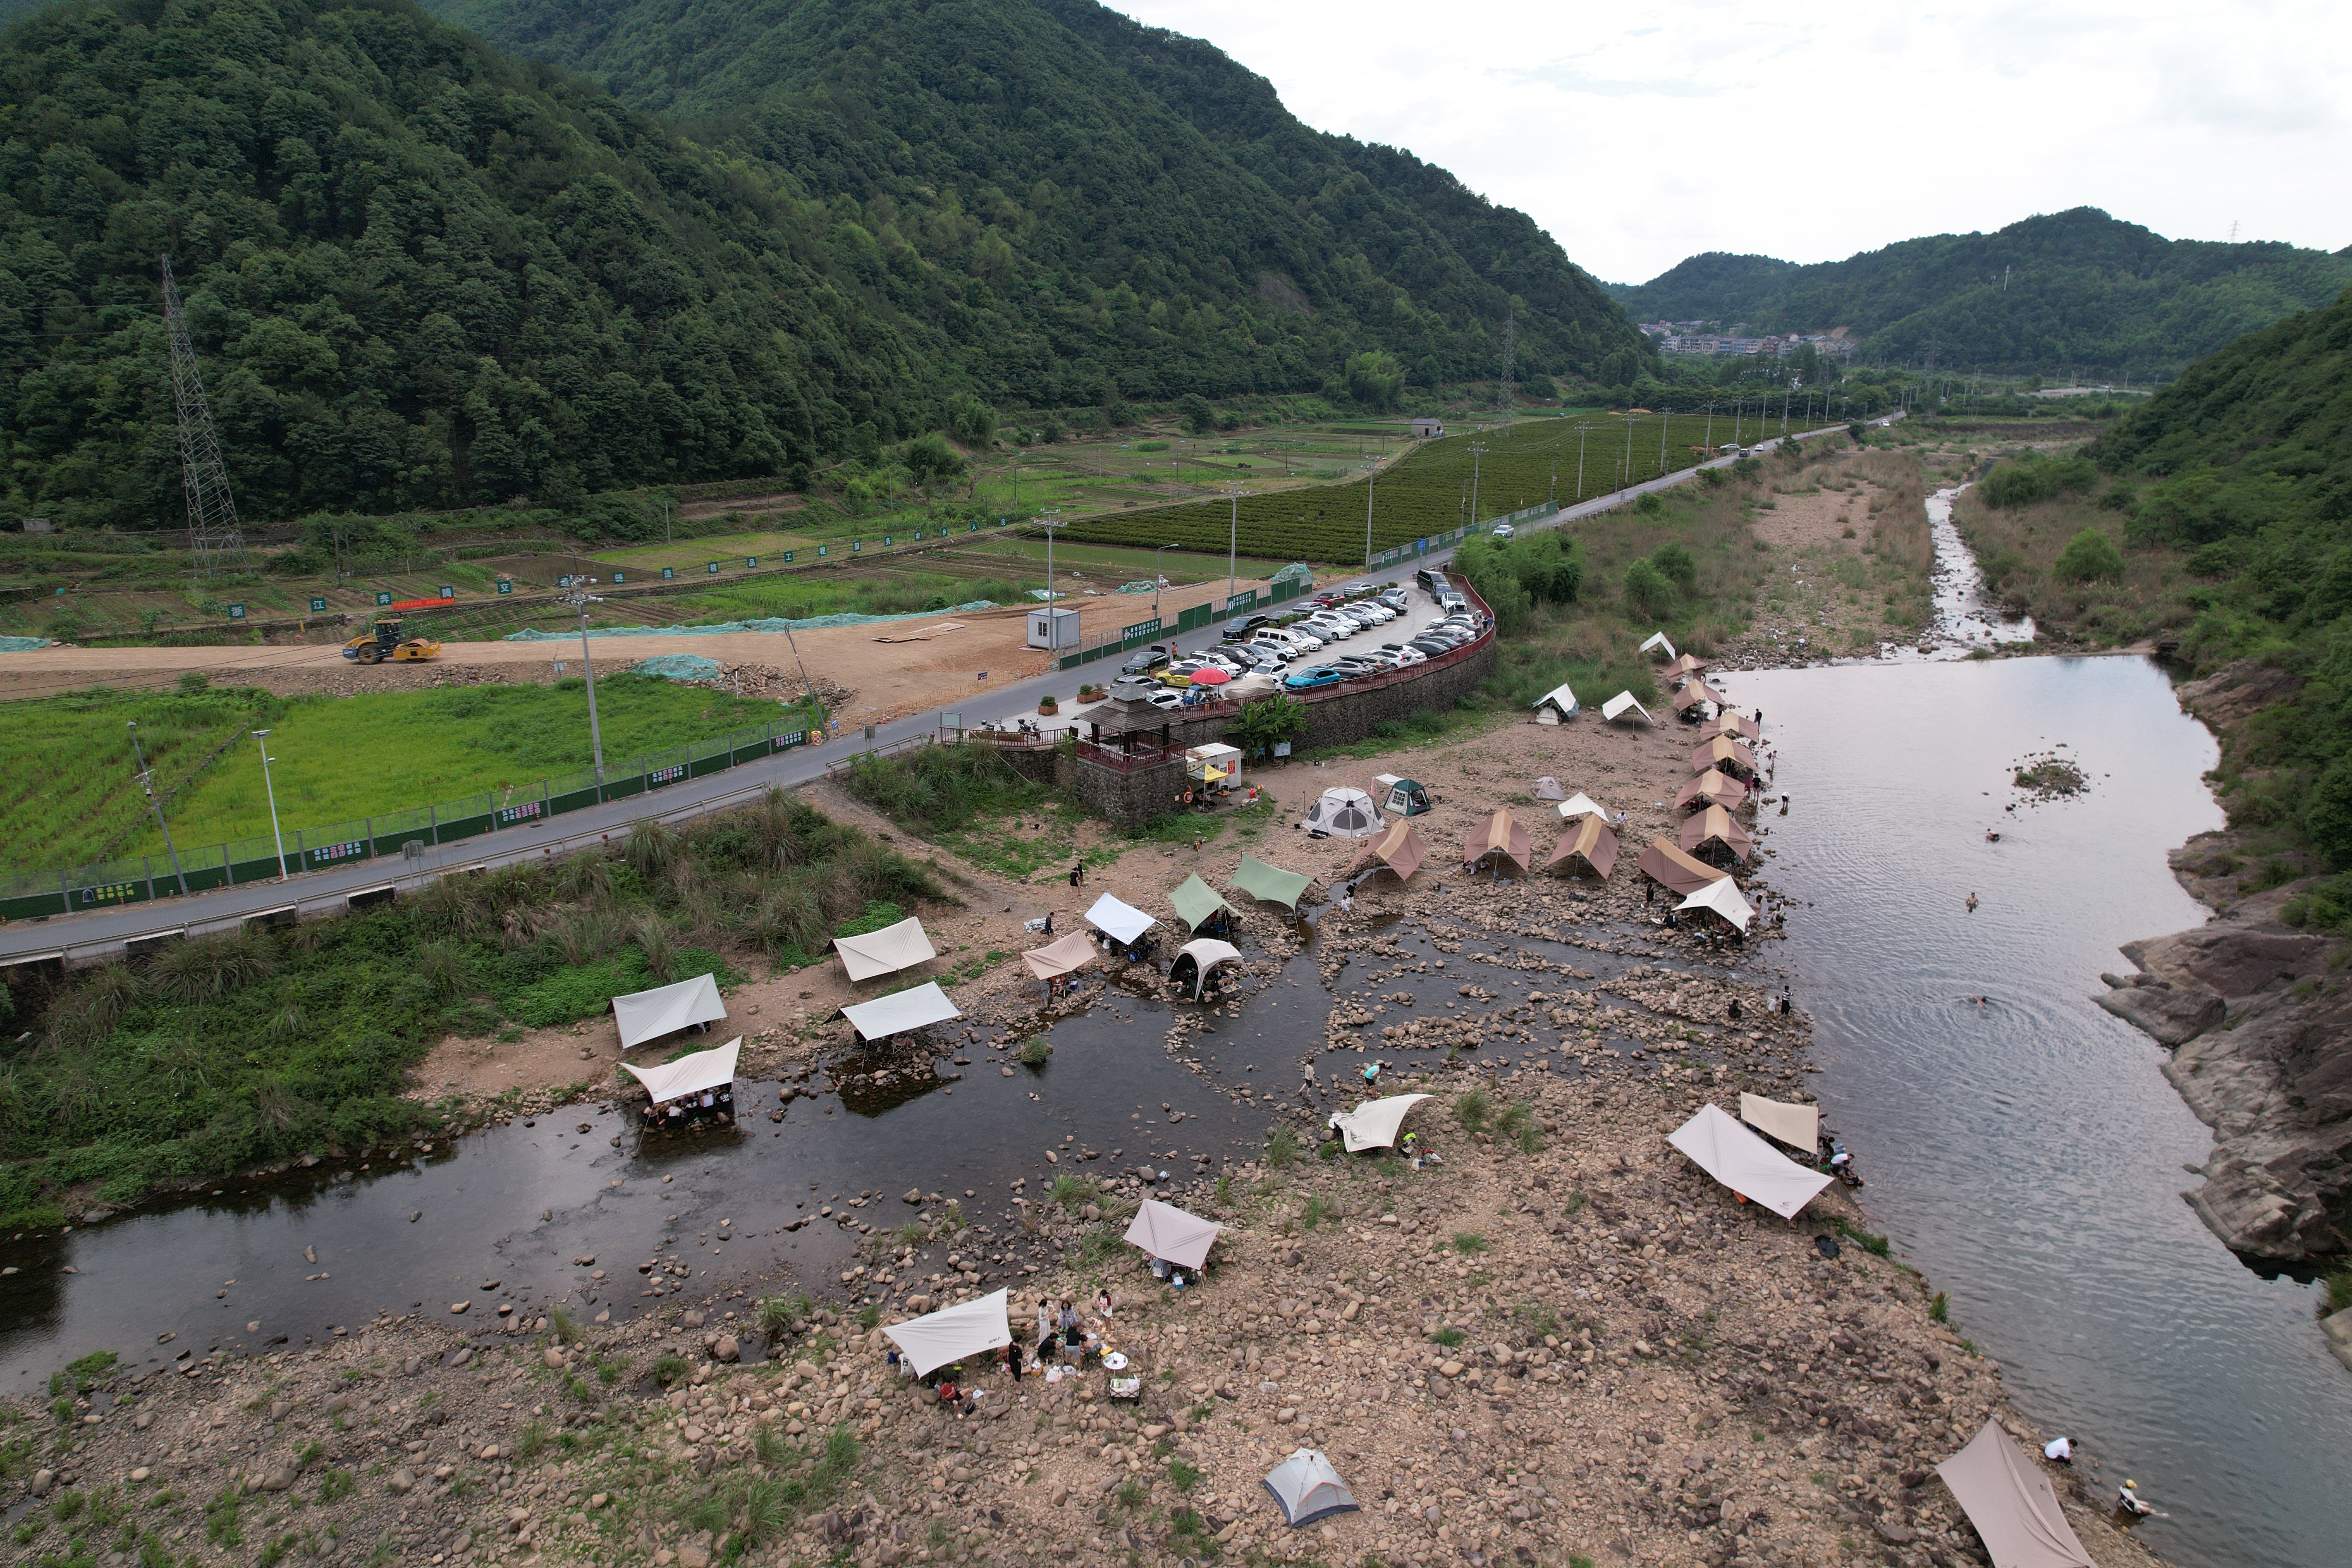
[1636,838,1729,897]
[1701,712,1761,744]
[882,1288,1013,1378]
[1300,787,1380,837]
[1639,631,1677,660]
[1668,653,1709,678]
[1556,791,1612,824]
[1740,1093,1819,1153]
[1372,775,1433,816]
[832,916,937,983]
[1122,1198,1222,1270]
[1666,1103,1833,1219]
[838,981,963,1042]
[1677,877,1757,932]
[1546,815,1620,879]
[1020,931,1097,981]
[1349,821,1430,883]
[1532,776,1568,802]
[1171,938,1244,999]
[1679,804,1755,861]
[1232,856,1312,910]
[611,973,727,1050]
[621,1038,740,1106]
[1084,894,1158,946]
[1689,736,1759,776]
[1935,1420,2096,1568]
[1464,809,1533,874]
[1532,682,1579,722]
[1673,769,1749,811]
[1170,874,1237,933]
[1263,1450,1359,1529]
[1670,684,1714,714]
[1601,691,1655,725]
[1329,1092,1433,1153]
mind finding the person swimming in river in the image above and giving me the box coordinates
[1966,891,1979,911]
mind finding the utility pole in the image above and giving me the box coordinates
[1622,407,1635,491]
[160,257,248,577]
[1703,401,1714,456]
[1038,512,1063,609]
[253,729,289,881]
[1153,543,1170,622]
[558,580,608,790]
[1224,483,1243,600]
[1467,442,1488,530]
[1575,423,1591,500]
[1659,409,1669,474]
[1363,458,1378,567]
[127,722,189,897]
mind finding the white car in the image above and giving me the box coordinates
[1491,524,1516,540]
[1141,689,1186,711]
[1246,638,1297,663]
[1306,615,1357,639]
[1379,590,1409,611]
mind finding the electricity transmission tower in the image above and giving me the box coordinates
[160,256,248,576]
[1498,311,1517,427]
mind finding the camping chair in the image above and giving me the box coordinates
[1108,1376,1142,1404]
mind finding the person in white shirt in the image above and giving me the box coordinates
[2044,1436,2073,1465]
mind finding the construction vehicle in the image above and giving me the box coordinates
[340,617,442,665]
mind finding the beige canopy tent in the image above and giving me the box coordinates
[1673,769,1749,811]
[1545,815,1620,879]
[1020,931,1097,981]
[1667,652,1708,678]
[1740,1093,1819,1153]
[1935,1420,2096,1568]
[883,1288,1012,1378]
[1689,735,1759,776]
[1328,1092,1433,1153]
[1679,803,1755,861]
[1169,873,1237,933]
[1231,855,1312,910]
[1348,821,1430,883]
[837,980,963,1041]
[1171,938,1244,999]
[1637,837,1729,897]
[1556,791,1613,824]
[1601,691,1656,725]
[620,1038,740,1106]
[1701,712,1761,744]
[832,916,937,983]
[1678,876,1757,932]
[611,973,727,1050]
[1670,684,1715,714]
[1666,1102,1834,1219]
[1463,809,1533,874]
[1122,1198,1222,1270]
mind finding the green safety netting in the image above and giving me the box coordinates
[0,635,53,652]
[1169,873,1237,932]
[1270,563,1315,589]
[633,654,725,682]
[1231,856,1312,910]
[503,602,996,640]
[1115,581,1158,594]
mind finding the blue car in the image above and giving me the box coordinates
[1284,666,1345,692]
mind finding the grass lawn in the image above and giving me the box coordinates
[3,675,788,873]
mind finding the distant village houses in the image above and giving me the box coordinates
[1638,323,1856,360]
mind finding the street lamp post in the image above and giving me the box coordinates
[126,721,189,897]
[1575,423,1590,500]
[558,581,609,792]
[1224,482,1244,600]
[1363,458,1378,568]
[1704,401,1714,455]
[253,729,290,881]
[1153,543,1170,623]
[1467,442,1487,531]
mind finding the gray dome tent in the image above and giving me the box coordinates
[1262,1448,1359,1528]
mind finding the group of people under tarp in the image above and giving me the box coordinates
[638,1084,733,1130]
[889,1295,1116,1411]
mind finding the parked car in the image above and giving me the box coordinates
[1378,589,1409,612]
[1120,648,1172,677]
[1407,637,1454,657]
[1491,524,1516,540]
[1245,638,1298,664]
[1283,666,1346,692]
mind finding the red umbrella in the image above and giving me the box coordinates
[1188,666,1232,685]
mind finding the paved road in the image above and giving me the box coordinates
[1,418,1859,962]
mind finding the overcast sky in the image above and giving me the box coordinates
[1112,0,2352,285]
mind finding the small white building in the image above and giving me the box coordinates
[1411,418,1446,439]
[1025,606,1080,649]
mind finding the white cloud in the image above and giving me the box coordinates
[1106,0,2352,281]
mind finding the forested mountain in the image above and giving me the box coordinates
[1611,208,2352,378]
[421,0,1649,401]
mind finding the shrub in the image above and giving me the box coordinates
[146,931,273,1004]
[1622,560,1674,619]
[1454,1088,1490,1132]
[1648,542,1697,588]
[2052,528,2125,583]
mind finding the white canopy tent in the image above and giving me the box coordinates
[1084,894,1158,946]
[1020,931,1097,980]
[1666,1103,1833,1219]
[1262,1449,1360,1528]
[1532,682,1579,722]
[1556,791,1613,824]
[1639,631,1677,659]
[1171,938,1244,999]
[1935,1420,2097,1568]
[882,1288,1013,1378]
[833,916,937,982]
[1740,1093,1819,1153]
[1677,877,1757,932]
[1122,1198,1223,1270]
[610,973,727,1050]
[838,981,963,1041]
[1329,1092,1433,1153]
[620,1038,741,1105]
[1601,691,1655,725]
[1300,787,1380,837]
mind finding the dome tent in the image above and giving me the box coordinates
[1299,787,1379,838]
[1262,1449,1360,1528]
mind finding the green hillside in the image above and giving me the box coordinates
[1610,208,2352,379]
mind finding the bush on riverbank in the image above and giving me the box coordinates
[0,792,941,1226]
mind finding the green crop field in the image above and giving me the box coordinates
[1056,411,1813,561]
[0,677,788,874]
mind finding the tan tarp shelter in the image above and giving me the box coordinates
[611,973,727,1050]
[838,981,962,1041]
[1678,877,1757,932]
[1170,874,1237,932]
[1263,1449,1360,1528]
[1601,691,1655,725]
[1689,735,1759,776]
[1638,631,1676,659]
[1935,1420,2096,1568]
[621,1038,740,1105]
[1701,713,1761,744]
[1232,856,1312,910]
[1667,653,1708,678]
[883,1288,1012,1378]
[1740,1093,1819,1153]
[1532,776,1568,802]
[1679,804,1755,861]
[1637,837,1729,897]
[1329,1092,1433,1153]
[1463,809,1533,874]
[1122,1198,1222,1270]
[1349,821,1430,883]
[1670,684,1714,714]
[1546,815,1620,879]
[1674,769,1749,811]
[1084,894,1158,946]
[1020,931,1097,981]
[1172,938,1244,999]
[832,916,937,982]
[1666,1102,1834,1219]
[1556,791,1613,824]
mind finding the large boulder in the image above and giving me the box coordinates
[2095,983,2224,1045]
